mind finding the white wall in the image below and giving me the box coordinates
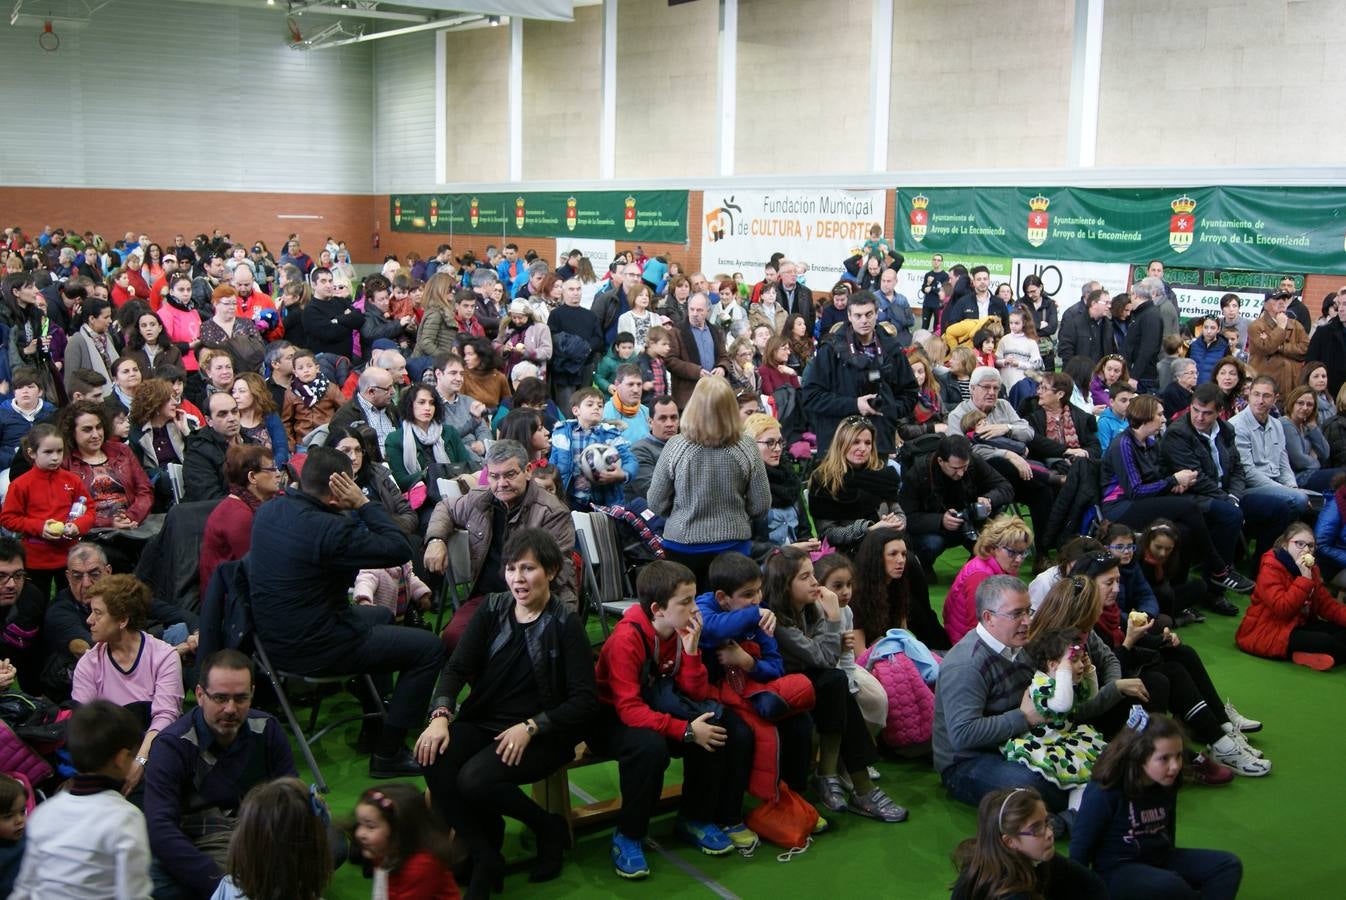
[373,32,438,193]
[0,0,373,192]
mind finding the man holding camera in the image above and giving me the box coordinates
[899,434,1015,571]
[801,290,918,460]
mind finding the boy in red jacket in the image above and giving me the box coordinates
[590,560,756,879]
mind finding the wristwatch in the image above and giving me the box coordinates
[682,722,696,744]
[525,719,538,736]
[134,756,148,768]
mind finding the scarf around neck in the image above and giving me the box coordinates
[291,371,331,409]
[402,420,451,478]
[765,461,801,509]
[611,394,642,417]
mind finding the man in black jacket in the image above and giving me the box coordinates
[1157,383,1246,615]
[801,291,918,459]
[899,435,1015,570]
[943,265,1010,330]
[1306,294,1346,397]
[249,447,444,777]
[1124,277,1165,392]
[777,260,815,337]
[1057,288,1113,370]
[300,267,365,359]
[182,392,249,502]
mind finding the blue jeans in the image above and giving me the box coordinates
[1239,484,1309,552]
[1104,848,1243,900]
[939,751,1069,812]
[911,530,971,572]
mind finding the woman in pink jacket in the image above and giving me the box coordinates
[942,516,1033,645]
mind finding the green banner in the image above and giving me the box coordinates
[389,191,688,243]
[896,186,1346,274]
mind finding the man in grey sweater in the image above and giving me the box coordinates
[932,575,1069,813]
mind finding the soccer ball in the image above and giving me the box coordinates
[579,443,621,483]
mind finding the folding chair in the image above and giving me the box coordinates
[573,511,637,637]
[434,530,473,634]
[251,636,385,793]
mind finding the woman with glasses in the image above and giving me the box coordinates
[1101,394,1253,596]
[806,415,904,556]
[71,573,183,799]
[1066,553,1268,777]
[200,445,282,596]
[1240,520,1346,671]
[744,413,815,559]
[943,516,1033,645]
[325,424,417,536]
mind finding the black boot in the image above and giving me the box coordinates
[529,812,572,883]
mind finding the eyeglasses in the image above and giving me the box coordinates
[997,546,1029,560]
[0,571,26,585]
[367,385,393,394]
[1290,539,1316,551]
[988,606,1033,622]
[65,569,105,583]
[1017,818,1050,838]
[1107,543,1136,554]
[756,438,785,450]
[202,690,253,706]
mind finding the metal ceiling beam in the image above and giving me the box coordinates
[305,12,482,48]
[290,2,429,24]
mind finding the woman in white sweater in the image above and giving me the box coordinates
[647,375,769,590]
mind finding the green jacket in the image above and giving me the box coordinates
[593,346,628,396]
[384,421,471,490]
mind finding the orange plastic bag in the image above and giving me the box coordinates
[745,782,818,855]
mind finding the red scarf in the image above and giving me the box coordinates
[1098,603,1122,647]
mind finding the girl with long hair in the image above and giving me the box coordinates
[1072,713,1243,899]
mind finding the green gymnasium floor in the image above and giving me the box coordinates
[303,547,1343,898]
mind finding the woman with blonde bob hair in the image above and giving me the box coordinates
[806,415,904,555]
[942,516,1034,645]
[647,376,769,589]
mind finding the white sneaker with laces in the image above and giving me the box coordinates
[1221,724,1264,759]
[1210,735,1271,776]
[1223,701,1262,733]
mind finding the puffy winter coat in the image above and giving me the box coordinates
[1237,548,1346,659]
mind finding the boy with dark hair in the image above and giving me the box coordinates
[692,552,819,812]
[549,386,636,511]
[591,561,756,878]
[11,700,151,897]
[1097,382,1137,452]
[595,332,636,396]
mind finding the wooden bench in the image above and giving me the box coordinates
[531,743,681,837]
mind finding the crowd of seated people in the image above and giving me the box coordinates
[2,225,1338,898]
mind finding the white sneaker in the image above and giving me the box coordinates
[1221,723,1264,758]
[1224,701,1262,733]
[867,766,881,782]
[1210,735,1271,776]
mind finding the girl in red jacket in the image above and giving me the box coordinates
[0,424,95,598]
[1238,521,1346,670]
[354,784,460,900]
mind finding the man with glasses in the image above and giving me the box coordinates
[182,392,248,502]
[933,576,1076,830]
[330,365,400,449]
[41,543,199,700]
[1230,374,1313,570]
[423,440,576,654]
[802,290,918,460]
[950,367,1055,566]
[144,650,301,899]
[1057,287,1113,370]
[900,434,1014,571]
[0,538,47,693]
[592,261,644,346]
